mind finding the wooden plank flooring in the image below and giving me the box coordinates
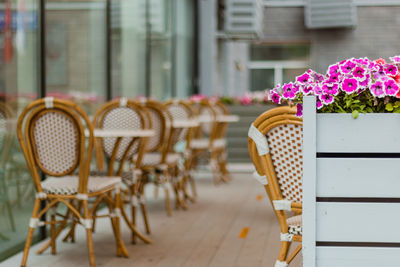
[1,172,302,267]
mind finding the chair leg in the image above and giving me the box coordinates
[114,190,129,257]
[82,200,96,267]
[50,209,57,255]
[5,193,16,231]
[276,241,291,267]
[139,185,151,234]
[21,199,41,267]
[130,185,137,244]
[164,183,172,216]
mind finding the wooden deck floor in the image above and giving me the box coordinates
[1,172,302,267]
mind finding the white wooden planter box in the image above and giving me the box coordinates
[303,96,400,267]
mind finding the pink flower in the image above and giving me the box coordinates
[341,78,358,94]
[316,99,324,110]
[302,85,313,95]
[340,60,356,74]
[384,64,398,76]
[322,83,339,95]
[384,79,399,96]
[313,84,323,95]
[296,73,312,84]
[239,94,252,105]
[370,80,385,98]
[390,55,400,63]
[296,103,303,117]
[374,58,387,65]
[359,74,371,88]
[270,90,281,104]
[353,66,366,79]
[319,94,334,105]
[190,94,206,102]
[282,83,298,99]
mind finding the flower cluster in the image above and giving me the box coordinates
[270,56,400,117]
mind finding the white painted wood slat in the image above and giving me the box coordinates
[316,113,400,153]
[317,202,400,243]
[317,158,400,197]
[317,247,400,267]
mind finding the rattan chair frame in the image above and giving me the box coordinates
[91,98,152,244]
[164,100,197,204]
[248,106,302,266]
[189,99,228,184]
[17,98,128,267]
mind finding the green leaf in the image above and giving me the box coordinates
[352,110,359,119]
[386,103,394,112]
[394,107,400,113]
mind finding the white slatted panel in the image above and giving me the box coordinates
[317,247,400,267]
[305,0,357,29]
[317,158,400,197]
[316,113,400,153]
[317,202,400,242]
[225,0,264,38]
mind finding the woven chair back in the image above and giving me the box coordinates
[17,98,93,193]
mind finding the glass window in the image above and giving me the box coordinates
[248,44,310,90]
[45,0,107,115]
[249,69,274,91]
[0,0,39,261]
[250,44,310,61]
[111,0,146,99]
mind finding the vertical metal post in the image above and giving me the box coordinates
[106,0,112,100]
[193,0,199,95]
[145,0,151,97]
[39,0,47,240]
[170,0,177,98]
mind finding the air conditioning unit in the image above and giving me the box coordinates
[305,0,357,29]
[224,0,264,39]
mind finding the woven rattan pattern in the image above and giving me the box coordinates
[266,124,303,203]
[167,104,190,144]
[145,108,163,151]
[32,111,78,175]
[102,107,142,160]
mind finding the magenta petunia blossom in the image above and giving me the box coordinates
[390,56,400,63]
[319,94,334,105]
[341,78,358,94]
[296,103,303,117]
[270,90,281,104]
[327,72,340,83]
[370,80,385,98]
[353,66,366,79]
[384,64,398,76]
[340,60,356,74]
[359,74,371,88]
[296,73,312,84]
[322,83,339,95]
[302,85,313,95]
[384,79,399,96]
[328,64,340,75]
[373,66,386,79]
[282,83,297,99]
[313,84,323,95]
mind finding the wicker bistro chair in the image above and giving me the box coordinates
[189,99,227,184]
[135,99,179,215]
[91,98,152,245]
[247,106,303,267]
[17,97,128,267]
[164,100,198,203]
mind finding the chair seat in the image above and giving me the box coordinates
[287,215,302,236]
[190,138,226,149]
[41,176,121,195]
[134,152,180,166]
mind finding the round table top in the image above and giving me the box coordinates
[85,129,155,138]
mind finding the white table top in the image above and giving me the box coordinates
[172,120,200,128]
[85,129,155,138]
[216,115,240,122]
[196,115,240,123]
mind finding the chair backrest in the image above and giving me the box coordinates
[139,99,168,153]
[189,99,218,143]
[164,100,195,151]
[248,106,303,203]
[92,98,148,174]
[210,100,230,141]
[17,97,93,194]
